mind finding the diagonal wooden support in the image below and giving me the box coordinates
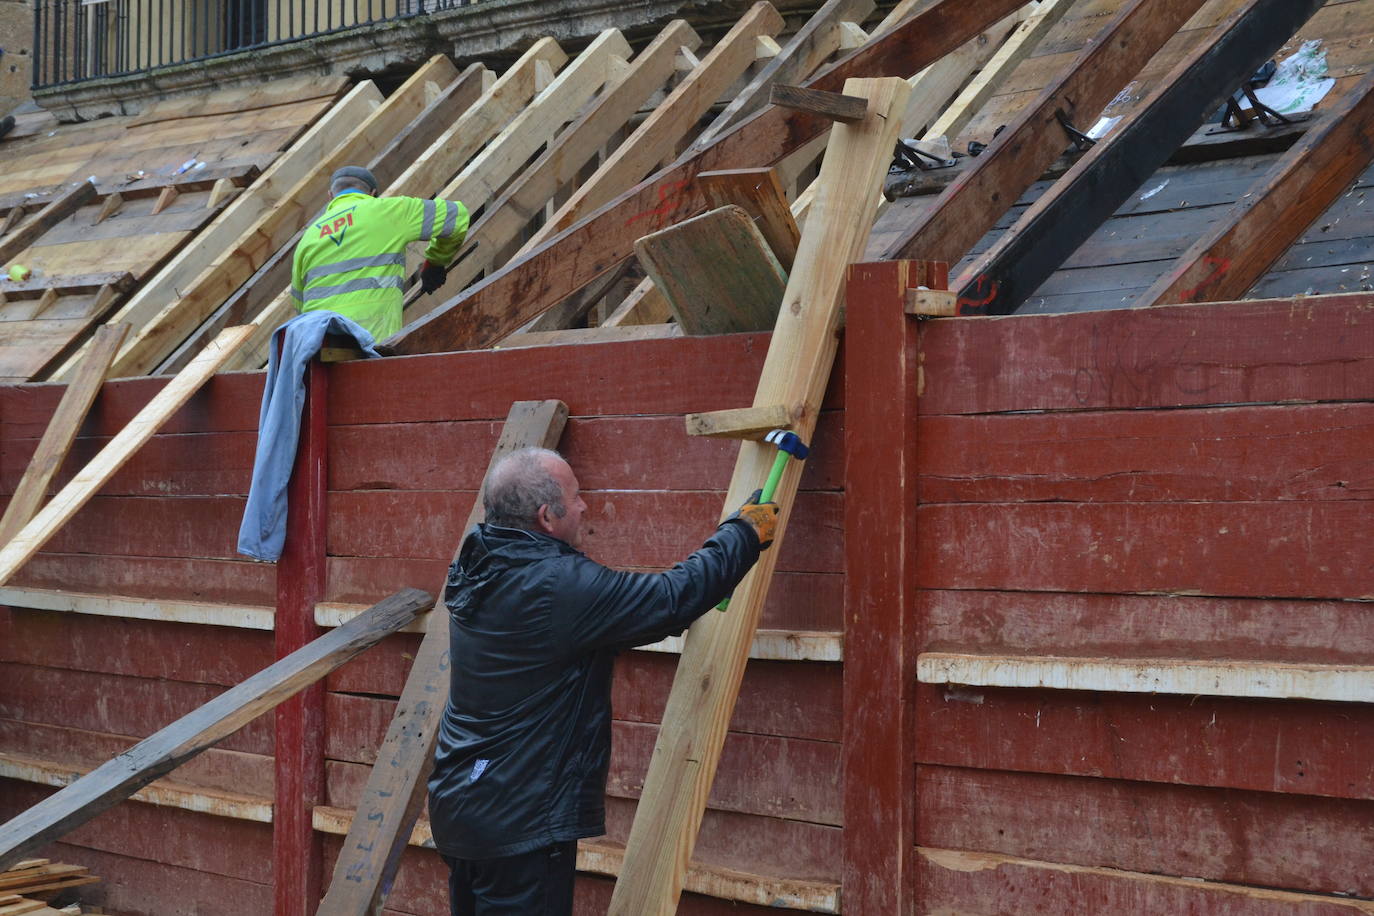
[1137,63,1374,306]
[881,0,1213,267]
[316,400,568,916]
[0,325,254,589]
[0,588,432,872]
[0,180,96,266]
[607,76,911,916]
[386,0,1025,355]
[0,323,127,546]
[953,0,1328,315]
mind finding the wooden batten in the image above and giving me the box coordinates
[685,404,793,439]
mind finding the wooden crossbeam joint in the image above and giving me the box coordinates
[769,84,868,123]
[685,404,793,440]
[903,288,957,317]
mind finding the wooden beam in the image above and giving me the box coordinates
[905,288,957,315]
[429,20,698,304]
[635,206,787,334]
[149,185,179,216]
[691,0,876,150]
[0,324,127,547]
[385,0,1026,355]
[842,259,942,913]
[881,0,1212,267]
[93,192,123,225]
[684,404,792,439]
[46,80,385,381]
[0,180,96,266]
[526,2,786,252]
[316,400,568,916]
[923,0,1072,143]
[607,76,911,916]
[917,653,1374,703]
[0,325,254,590]
[495,323,684,349]
[366,61,493,190]
[769,84,868,123]
[1138,64,1374,306]
[0,588,432,871]
[953,0,1327,315]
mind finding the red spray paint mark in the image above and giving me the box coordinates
[1179,255,1232,301]
[956,274,999,315]
[625,178,692,228]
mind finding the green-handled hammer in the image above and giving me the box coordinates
[717,429,811,611]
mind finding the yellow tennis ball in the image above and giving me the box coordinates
[7,263,30,282]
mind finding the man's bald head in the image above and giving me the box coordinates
[483,448,567,532]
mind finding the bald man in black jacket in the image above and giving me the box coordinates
[428,447,778,915]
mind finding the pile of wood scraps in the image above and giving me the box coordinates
[0,859,98,914]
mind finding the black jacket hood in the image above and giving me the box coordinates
[445,524,573,620]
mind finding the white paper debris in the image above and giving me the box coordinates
[1253,39,1335,114]
[1087,116,1121,140]
[1140,180,1169,201]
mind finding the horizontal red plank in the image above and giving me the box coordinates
[327,333,844,426]
[327,490,844,573]
[918,403,1374,503]
[327,412,845,494]
[36,839,273,915]
[916,764,1374,896]
[607,720,841,825]
[917,502,1374,599]
[325,559,842,632]
[920,589,1374,664]
[0,716,272,799]
[915,683,1374,800]
[0,662,273,756]
[0,609,271,685]
[1,430,255,498]
[327,714,841,826]
[916,847,1372,916]
[0,780,272,883]
[575,874,792,916]
[8,553,275,605]
[611,654,842,742]
[602,795,841,881]
[1,370,265,439]
[38,495,244,560]
[916,294,1374,415]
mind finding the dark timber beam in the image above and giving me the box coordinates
[880,0,1212,268]
[954,0,1328,315]
[1137,61,1374,306]
[384,0,1026,356]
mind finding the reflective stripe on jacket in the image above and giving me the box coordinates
[291,191,468,339]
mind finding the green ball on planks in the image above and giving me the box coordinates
[7,263,30,282]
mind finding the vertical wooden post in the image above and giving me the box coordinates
[842,259,944,914]
[274,358,328,916]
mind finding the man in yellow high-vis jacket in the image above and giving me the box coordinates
[291,165,469,340]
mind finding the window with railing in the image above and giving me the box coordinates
[32,0,478,89]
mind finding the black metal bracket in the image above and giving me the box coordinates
[892,139,958,172]
[1208,83,1310,134]
[1055,110,1096,152]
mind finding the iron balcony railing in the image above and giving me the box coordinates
[32,0,476,89]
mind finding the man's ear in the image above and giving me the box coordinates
[535,504,554,535]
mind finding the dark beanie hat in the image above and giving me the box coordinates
[331,165,378,193]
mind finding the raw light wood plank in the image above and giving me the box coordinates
[495,323,684,349]
[881,0,1212,266]
[315,401,567,916]
[635,206,787,334]
[228,42,567,370]
[690,0,876,150]
[0,181,97,267]
[526,2,786,252]
[0,324,127,546]
[917,653,1374,703]
[0,588,432,871]
[607,76,910,916]
[1139,67,1374,306]
[386,0,1025,355]
[0,326,254,590]
[684,404,792,439]
[46,82,386,382]
[429,20,699,303]
[953,0,1327,315]
[925,0,1074,143]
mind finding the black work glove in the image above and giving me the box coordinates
[726,489,780,550]
[420,260,447,294]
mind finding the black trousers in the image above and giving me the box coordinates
[444,841,578,916]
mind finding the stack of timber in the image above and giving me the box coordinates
[0,75,347,383]
[0,858,98,911]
